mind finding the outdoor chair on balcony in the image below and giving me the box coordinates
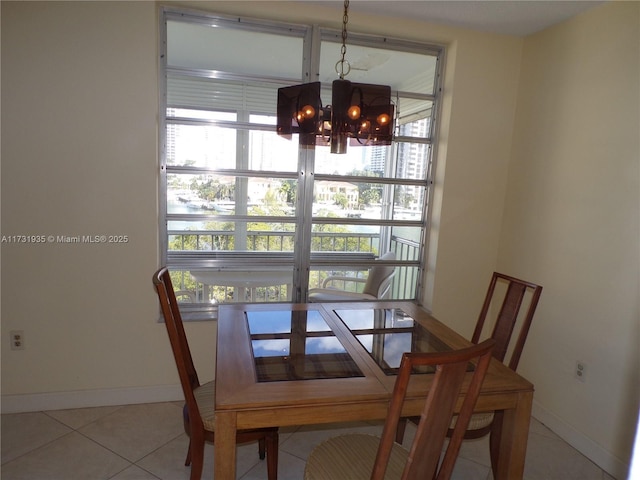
[308,252,396,302]
[175,290,196,302]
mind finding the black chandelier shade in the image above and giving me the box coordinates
[276,80,394,154]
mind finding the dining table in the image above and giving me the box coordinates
[214,301,534,479]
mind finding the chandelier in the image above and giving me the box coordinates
[276,0,395,154]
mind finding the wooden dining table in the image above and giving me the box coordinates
[214,301,534,479]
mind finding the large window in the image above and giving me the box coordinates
[160,8,443,315]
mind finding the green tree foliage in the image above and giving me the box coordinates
[192,176,234,202]
[333,192,348,209]
[346,169,382,208]
[278,179,296,205]
[168,177,378,302]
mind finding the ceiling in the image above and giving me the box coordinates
[305,0,606,36]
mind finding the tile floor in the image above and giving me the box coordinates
[2,401,613,480]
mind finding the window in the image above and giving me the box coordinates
[159,7,443,315]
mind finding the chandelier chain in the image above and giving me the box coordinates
[339,0,350,79]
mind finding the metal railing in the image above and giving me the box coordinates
[169,230,420,303]
[168,230,384,253]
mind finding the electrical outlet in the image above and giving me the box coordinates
[10,330,25,350]
[575,361,586,382]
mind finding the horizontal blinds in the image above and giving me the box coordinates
[167,73,278,114]
[168,73,431,128]
[398,105,433,126]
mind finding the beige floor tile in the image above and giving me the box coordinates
[109,465,160,480]
[450,456,492,480]
[108,464,160,480]
[1,412,72,464]
[456,434,492,467]
[236,439,276,477]
[137,432,272,480]
[136,434,200,480]
[240,449,307,480]
[529,417,561,439]
[523,430,603,480]
[1,431,130,480]
[45,405,122,430]
[1,403,611,480]
[78,403,184,463]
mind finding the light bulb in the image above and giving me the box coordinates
[302,105,315,118]
[376,113,390,126]
[347,105,361,120]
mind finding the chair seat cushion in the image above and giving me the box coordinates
[193,380,216,431]
[304,433,408,480]
[450,411,495,431]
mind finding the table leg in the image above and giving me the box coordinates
[214,411,237,479]
[491,391,533,479]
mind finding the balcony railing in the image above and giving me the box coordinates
[168,230,383,253]
[168,230,420,304]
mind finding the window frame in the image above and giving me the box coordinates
[158,6,444,315]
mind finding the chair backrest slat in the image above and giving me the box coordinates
[372,339,495,480]
[471,272,543,370]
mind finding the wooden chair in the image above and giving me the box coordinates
[396,272,542,462]
[308,252,396,301]
[304,339,495,480]
[153,267,279,480]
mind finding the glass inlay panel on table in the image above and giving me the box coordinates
[334,308,459,375]
[246,309,364,382]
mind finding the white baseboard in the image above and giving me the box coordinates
[532,400,629,480]
[1,385,183,414]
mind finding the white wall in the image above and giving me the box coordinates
[1,1,216,403]
[498,2,639,478]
